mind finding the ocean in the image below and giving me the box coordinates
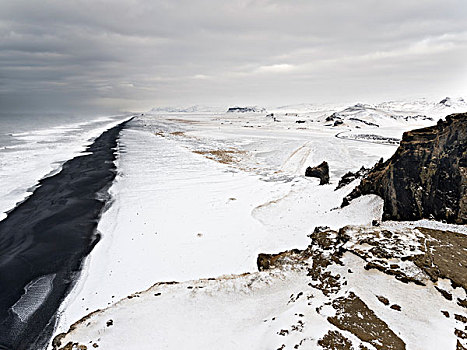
[0,112,130,222]
[0,113,133,349]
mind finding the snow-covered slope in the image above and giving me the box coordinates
[323,103,434,129]
[53,223,467,350]
[50,101,466,350]
[376,97,467,119]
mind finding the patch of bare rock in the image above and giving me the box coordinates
[257,224,467,349]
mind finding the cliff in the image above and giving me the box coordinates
[343,113,466,224]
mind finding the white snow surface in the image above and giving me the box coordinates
[51,102,466,349]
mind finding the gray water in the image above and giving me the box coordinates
[0,111,130,221]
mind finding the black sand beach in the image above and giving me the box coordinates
[0,118,132,349]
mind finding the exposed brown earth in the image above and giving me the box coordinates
[257,249,308,271]
[193,149,245,165]
[170,131,186,136]
[318,330,354,350]
[167,118,201,124]
[328,292,406,350]
[258,224,467,350]
[410,227,467,291]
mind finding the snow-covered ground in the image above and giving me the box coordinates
[53,241,465,350]
[51,99,466,349]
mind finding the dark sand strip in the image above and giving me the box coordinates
[0,118,133,350]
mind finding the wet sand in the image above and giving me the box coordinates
[0,118,132,349]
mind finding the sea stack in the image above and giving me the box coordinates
[305,161,330,185]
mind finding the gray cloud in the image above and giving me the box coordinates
[1,0,466,113]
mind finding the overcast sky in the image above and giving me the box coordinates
[1,0,466,113]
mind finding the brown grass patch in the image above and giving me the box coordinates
[170,131,186,136]
[193,149,245,165]
[167,118,200,124]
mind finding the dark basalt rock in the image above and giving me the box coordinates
[326,113,341,122]
[333,119,344,126]
[342,113,467,224]
[305,161,330,185]
[226,106,266,113]
[335,166,369,190]
[348,117,379,127]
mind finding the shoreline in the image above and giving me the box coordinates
[0,117,133,350]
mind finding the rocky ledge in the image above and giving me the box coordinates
[257,224,467,349]
[343,113,466,224]
[53,223,466,350]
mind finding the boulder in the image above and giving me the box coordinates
[305,161,330,185]
[333,119,344,126]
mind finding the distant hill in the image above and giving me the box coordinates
[226,106,266,113]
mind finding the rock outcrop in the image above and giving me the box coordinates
[226,106,266,113]
[343,113,466,224]
[335,166,370,190]
[305,161,330,185]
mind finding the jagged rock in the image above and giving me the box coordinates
[326,113,340,122]
[335,166,370,190]
[333,119,344,126]
[342,113,467,224]
[256,249,308,271]
[305,161,330,185]
[439,97,465,107]
[348,117,379,127]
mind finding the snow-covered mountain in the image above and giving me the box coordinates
[431,97,467,115]
[376,97,467,118]
[322,103,434,129]
[318,97,466,130]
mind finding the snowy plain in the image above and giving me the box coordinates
[50,99,467,349]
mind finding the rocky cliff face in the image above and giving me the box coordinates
[343,113,466,224]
